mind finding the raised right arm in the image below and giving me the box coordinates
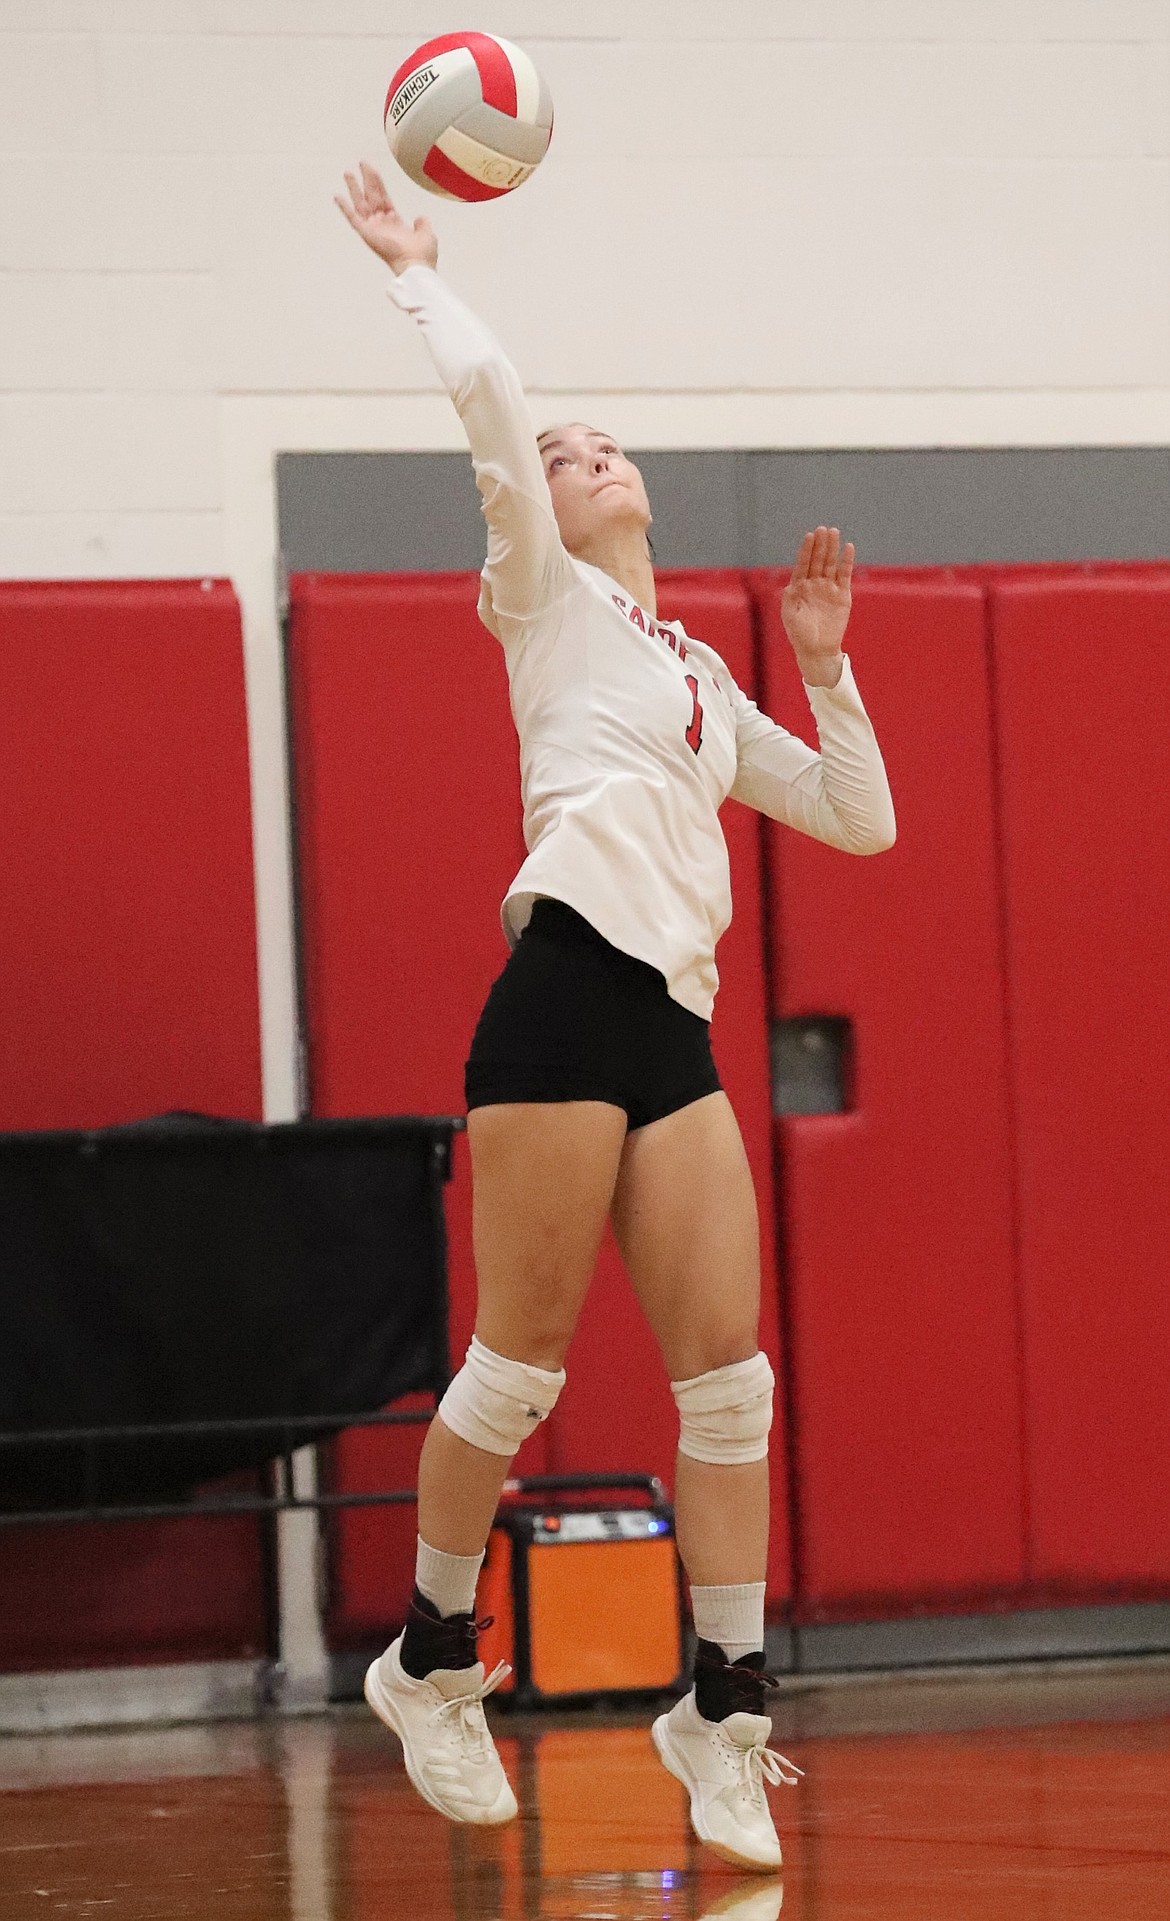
[337,163,571,634]
[387,264,571,628]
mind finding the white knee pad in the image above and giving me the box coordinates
[671,1351,775,1465]
[437,1336,566,1457]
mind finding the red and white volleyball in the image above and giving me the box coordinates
[384,31,553,201]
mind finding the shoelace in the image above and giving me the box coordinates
[749,1742,804,1791]
[428,1659,512,1761]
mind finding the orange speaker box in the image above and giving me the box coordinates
[477,1475,685,1707]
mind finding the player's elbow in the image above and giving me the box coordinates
[853,809,897,855]
[838,799,896,855]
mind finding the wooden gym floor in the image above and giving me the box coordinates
[1,1656,1169,1919]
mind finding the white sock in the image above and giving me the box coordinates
[415,1537,484,1619]
[690,1580,766,1662]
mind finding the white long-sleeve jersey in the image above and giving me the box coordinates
[387,264,896,1022]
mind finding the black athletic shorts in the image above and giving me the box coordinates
[464,897,723,1130]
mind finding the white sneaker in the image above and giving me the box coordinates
[651,1687,802,1871]
[364,1633,518,1825]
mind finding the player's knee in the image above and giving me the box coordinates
[670,1350,774,1465]
[674,1323,762,1382]
[437,1335,566,1457]
[477,1306,577,1373]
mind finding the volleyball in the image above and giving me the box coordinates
[384,31,553,201]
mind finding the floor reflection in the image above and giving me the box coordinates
[1,1661,1169,1919]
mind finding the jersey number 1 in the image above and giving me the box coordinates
[684,674,704,755]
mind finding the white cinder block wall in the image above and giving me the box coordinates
[4,0,1169,576]
[2,0,1168,1115]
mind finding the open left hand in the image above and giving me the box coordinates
[781,526,855,684]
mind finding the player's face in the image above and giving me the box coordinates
[538,424,652,555]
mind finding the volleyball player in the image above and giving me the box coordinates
[337,163,896,1872]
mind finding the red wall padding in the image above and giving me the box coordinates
[289,560,1170,1638]
[287,574,539,1644]
[755,574,1025,1615]
[545,573,792,1605]
[0,577,266,1668]
[0,1511,268,1673]
[991,572,1170,1592]
[8,560,1166,1678]
[0,580,262,1131]
[288,570,793,1634]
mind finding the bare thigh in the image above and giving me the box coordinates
[467,1100,629,1370]
[609,1090,760,1381]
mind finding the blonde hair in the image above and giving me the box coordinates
[536,424,602,450]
